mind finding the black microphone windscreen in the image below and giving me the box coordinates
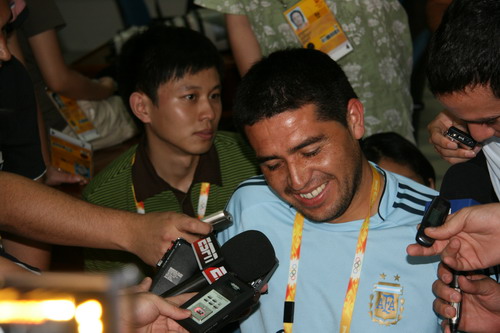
[220,230,276,283]
[440,157,496,204]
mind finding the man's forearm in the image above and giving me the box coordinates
[0,171,132,251]
[225,14,262,76]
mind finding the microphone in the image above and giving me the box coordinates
[175,231,278,332]
[150,211,232,296]
[150,234,222,296]
[162,230,278,297]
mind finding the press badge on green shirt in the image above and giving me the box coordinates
[283,0,353,61]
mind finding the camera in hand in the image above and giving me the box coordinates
[445,126,477,149]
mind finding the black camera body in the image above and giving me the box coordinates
[416,196,450,247]
[445,126,477,149]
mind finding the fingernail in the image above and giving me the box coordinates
[445,306,455,318]
[450,292,460,302]
[464,150,476,157]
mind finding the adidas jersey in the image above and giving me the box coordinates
[218,164,441,333]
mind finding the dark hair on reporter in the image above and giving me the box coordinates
[361,132,436,187]
[233,48,357,130]
[426,0,500,98]
[117,25,224,128]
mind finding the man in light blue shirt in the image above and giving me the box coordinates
[219,48,441,332]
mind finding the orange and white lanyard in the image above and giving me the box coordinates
[283,165,381,333]
[131,153,210,218]
[196,182,210,219]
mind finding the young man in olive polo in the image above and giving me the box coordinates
[83,26,259,276]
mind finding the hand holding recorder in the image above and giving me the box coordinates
[432,263,500,333]
[408,203,500,271]
[121,277,192,333]
[149,222,278,333]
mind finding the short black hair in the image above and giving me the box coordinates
[426,0,500,98]
[117,25,224,127]
[361,132,435,187]
[233,48,357,131]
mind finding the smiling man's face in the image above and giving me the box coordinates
[245,103,366,223]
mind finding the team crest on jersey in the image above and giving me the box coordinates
[369,273,404,325]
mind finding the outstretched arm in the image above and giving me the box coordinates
[0,172,212,266]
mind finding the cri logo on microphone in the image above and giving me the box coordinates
[194,237,219,265]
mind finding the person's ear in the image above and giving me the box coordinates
[346,98,365,140]
[129,92,151,124]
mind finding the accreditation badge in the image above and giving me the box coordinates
[283,0,353,61]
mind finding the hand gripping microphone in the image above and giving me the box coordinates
[162,230,278,298]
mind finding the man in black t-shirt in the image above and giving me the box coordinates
[0,0,49,271]
[0,57,46,180]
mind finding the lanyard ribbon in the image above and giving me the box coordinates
[283,165,381,333]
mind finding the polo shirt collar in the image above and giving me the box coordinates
[132,137,222,202]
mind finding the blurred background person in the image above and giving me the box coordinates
[17,0,116,132]
[195,0,416,142]
[361,131,436,188]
